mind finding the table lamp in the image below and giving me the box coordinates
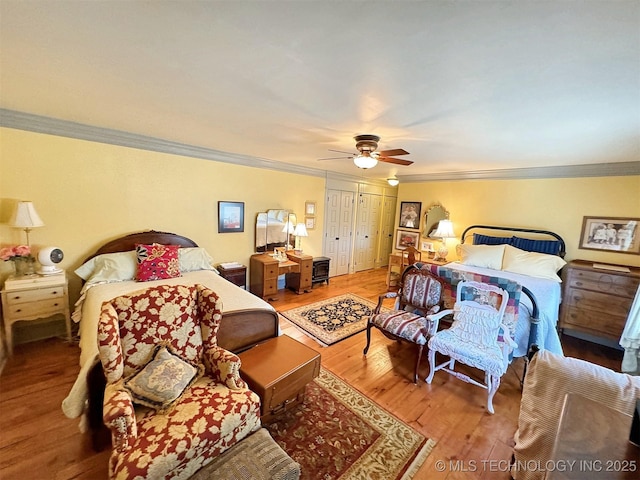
[9,201,44,246]
[431,220,456,261]
[293,223,308,252]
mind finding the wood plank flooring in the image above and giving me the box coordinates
[0,268,623,479]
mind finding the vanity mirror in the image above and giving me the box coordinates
[255,209,297,252]
[422,204,449,239]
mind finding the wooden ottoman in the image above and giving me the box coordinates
[189,428,300,480]
[239,334,321,423]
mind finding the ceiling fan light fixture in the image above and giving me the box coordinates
[387,177,399,186]
[353,153,378,169]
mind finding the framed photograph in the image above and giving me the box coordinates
[579,216,640,255]
[396,229,420,250]
[399,201,422,229]
[305,216,316,230]
[305,201,316,216]
[218,201,245,233]
[420,241,435,252]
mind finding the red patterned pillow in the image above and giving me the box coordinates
[135,243,181,282]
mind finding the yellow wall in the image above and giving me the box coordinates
[397,176,640,267]
[0,127,326,302]
[2,126,640,310]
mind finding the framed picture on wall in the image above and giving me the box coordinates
[305,201,316,216]
[395,229,420,250]
[399,202,421,229]
[305,216,316,230]
[579,216,640,254]
[218,201,245,233]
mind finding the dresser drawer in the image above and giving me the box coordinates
[568,269,639,298]
[4,286,65,305]
[566,289,634,317]
[6,297,66,318]
[563,306,627,340]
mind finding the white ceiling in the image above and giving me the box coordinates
[1,1,639,182]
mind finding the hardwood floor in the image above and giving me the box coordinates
[0,268,624,479]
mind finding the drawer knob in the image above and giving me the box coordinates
[16,309,21,313]
[14,296,21,300]
[52,291,58,295]
[575,281,583,286]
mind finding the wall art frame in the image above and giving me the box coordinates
[399,201,422,229]
[395,229,420,250]
[218,201,245,233]
[305,216,316,230]
[579,216,639,255]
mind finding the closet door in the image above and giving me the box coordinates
[354,193,381,272]
[325,189,354,277]
[378,196,397,266]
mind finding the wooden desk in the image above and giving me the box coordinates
[250,251,312,300]
[547,393,639,479]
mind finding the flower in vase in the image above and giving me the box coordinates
[0,245,33,261]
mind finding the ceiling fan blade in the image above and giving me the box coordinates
[328,149,358,155]
[378,148,410,157]
[378,156,413,166]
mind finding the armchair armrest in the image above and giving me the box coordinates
[426,309,454,335]
[204,345,247,389]
[375,292,398,313]
[103,382,137,453]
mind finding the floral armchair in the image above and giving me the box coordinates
[98,284,261,480]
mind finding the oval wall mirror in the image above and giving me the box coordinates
[422,204,449,238]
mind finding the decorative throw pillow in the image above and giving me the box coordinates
[124,344,203,412]
[135,243,181,281]
[457,244,506,270]
[502,245,567,282]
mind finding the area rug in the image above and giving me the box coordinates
[279,293,383,346]
[266,368,435,480]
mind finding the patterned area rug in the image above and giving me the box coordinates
[266,368,435,480]
[279,293,381,346]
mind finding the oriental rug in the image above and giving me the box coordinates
[266,368,435,480]
[279,293,383,346]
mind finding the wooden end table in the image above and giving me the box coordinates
[238,335,320,423]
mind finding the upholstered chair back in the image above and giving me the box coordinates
[98,284,222,383]
[399,268,444,313]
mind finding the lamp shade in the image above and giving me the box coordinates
[431,219,456,239]
[10,201,44,228]
[281,220,295,233]
[353,154,378,169]
[293,223,308,237]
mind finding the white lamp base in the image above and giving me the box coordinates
[433,245,449,262]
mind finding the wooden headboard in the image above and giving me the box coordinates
[87,230,198,261]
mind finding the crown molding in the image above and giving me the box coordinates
[3,109,638,183]
[399,161,640,182]
[0,108,331,178]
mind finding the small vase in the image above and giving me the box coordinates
[14,256,36,276]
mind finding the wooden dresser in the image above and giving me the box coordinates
[559,260,640,343]
[250,251,312,300]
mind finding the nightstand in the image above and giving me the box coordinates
[1,272,71,355]
[217,263,247,289]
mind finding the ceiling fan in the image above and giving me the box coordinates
[319,134,413,169]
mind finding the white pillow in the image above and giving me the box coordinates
[502,245,567,282]
[457,244,506,270]
[74,250,137,283]
[178,247,216,272]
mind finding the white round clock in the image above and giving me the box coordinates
[38,246,64,275]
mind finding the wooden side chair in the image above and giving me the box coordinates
[426,280,515,414]
[363,265,444,383]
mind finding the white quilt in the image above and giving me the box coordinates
[445,262,564,357]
